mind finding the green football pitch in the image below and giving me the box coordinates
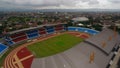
[27,33,83,58]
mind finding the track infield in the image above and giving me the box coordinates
[27,33,84,58]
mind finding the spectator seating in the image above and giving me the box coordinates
[68,27,99,35]
[5,24,67,46]
[45,26,54,30]
[27,33,39,39]
[26,30,38,35]
[39,31,47,35]
[5,37,14,45]
[10,32,27,43]
[10,32,26,38]
[7,41,14,45]
[55,25,64,31]
[77,27,86,32]
[47,29,55,34]
[45,26,55,34]
[68,27,76,31]
[38,27,47,35]
[0,43,8,56]
[26,30,39,39]
[12,36,27,43]
[63,24,67,30]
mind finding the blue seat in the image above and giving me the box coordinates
[64,27,67,30]
[68,27,76,31]
[5,37,11,41]
[63,24,67,30]
[28,33,39,39]
[7,41,14,45]
[0,43,8,55]
[47,29,55,34]
[78,28,86,32]
[68,27,99,35]
[46,26,54,30]
[26,30,38,35]
[5,37,14,45]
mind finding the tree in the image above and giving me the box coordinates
[92,24,103,31]
[67,20,73,26]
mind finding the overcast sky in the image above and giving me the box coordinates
[0,0,120,9]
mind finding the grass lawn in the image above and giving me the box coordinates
[27,33,84,58]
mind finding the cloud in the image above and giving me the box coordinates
[88,0,99,5]
[109,0,120,3]
[0,0,120,9]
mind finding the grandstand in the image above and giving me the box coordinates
[5,23,67,46]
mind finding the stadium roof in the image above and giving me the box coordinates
[7,23,67,35]
[85,28,120,55]
[72,17,89,22]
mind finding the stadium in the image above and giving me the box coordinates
[0,23,120,68]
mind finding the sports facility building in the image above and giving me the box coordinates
[0,23,120,68]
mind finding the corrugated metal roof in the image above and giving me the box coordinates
[7,23,67,35]
[85,28,120,55]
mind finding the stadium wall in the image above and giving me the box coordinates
[68,27,99,35]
